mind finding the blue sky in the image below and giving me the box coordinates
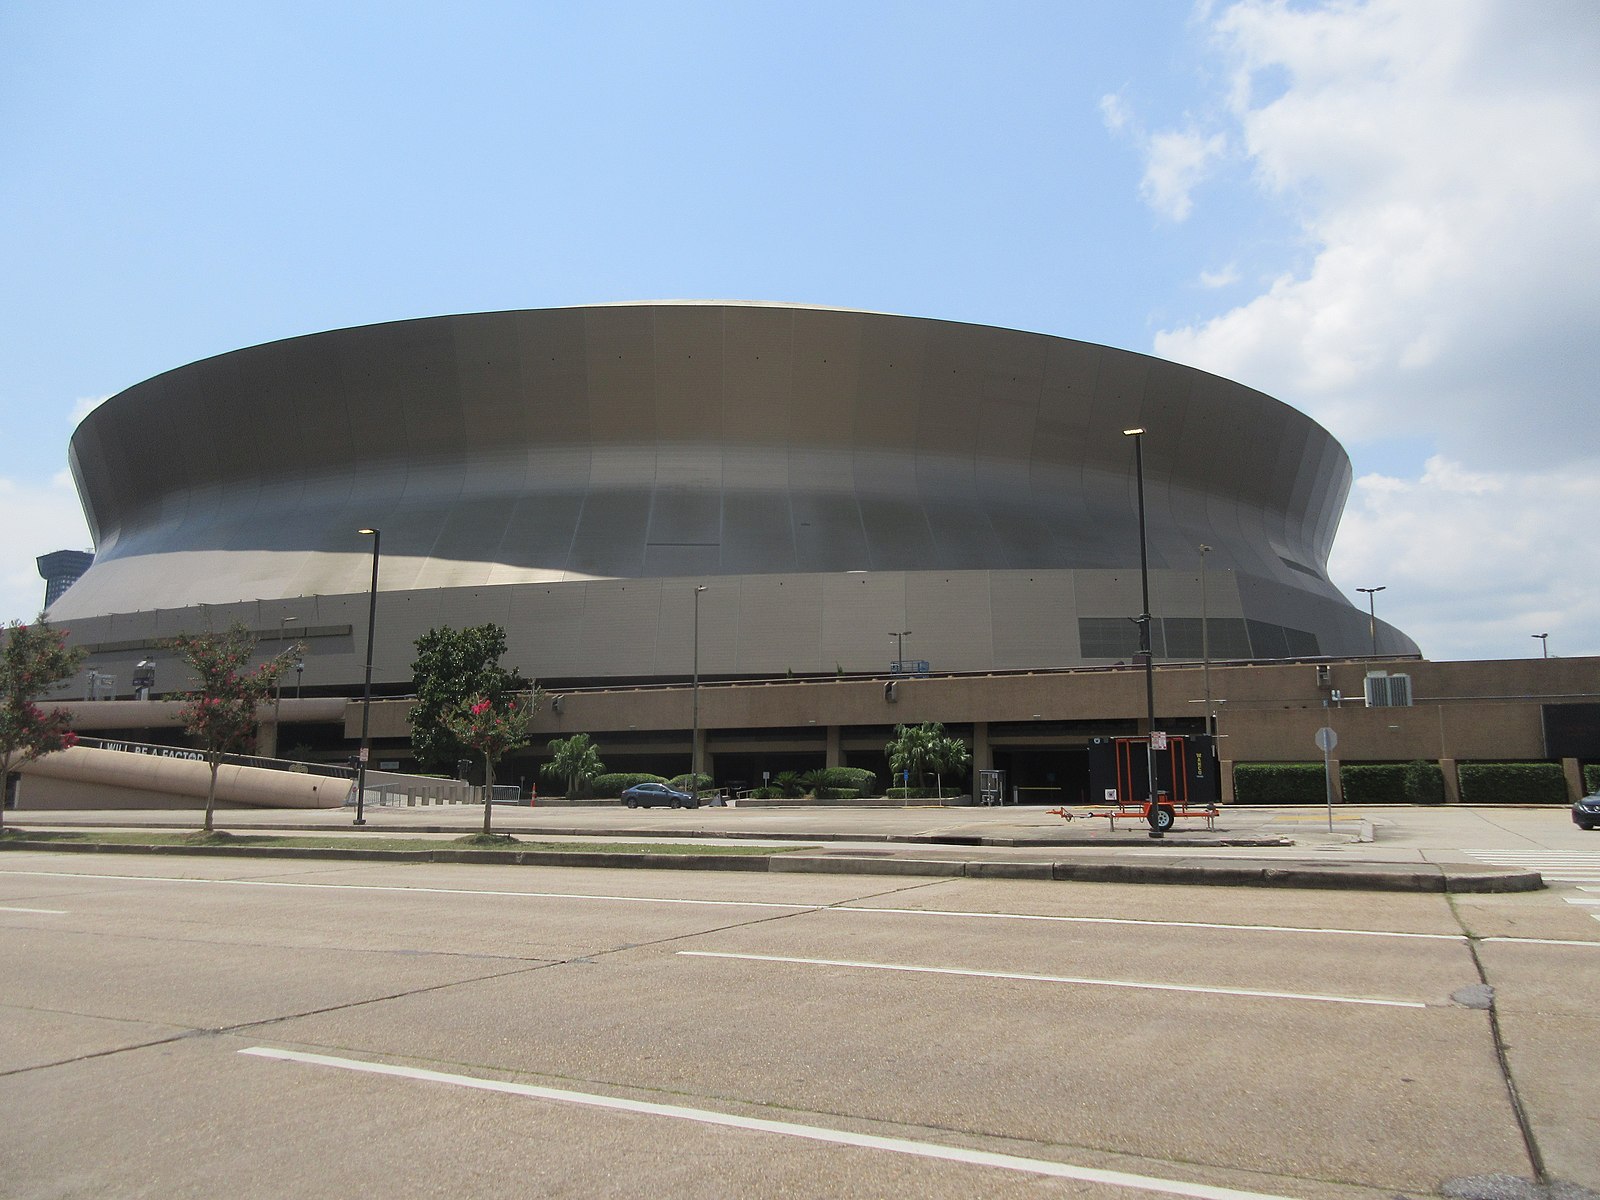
[3,1,1596,660]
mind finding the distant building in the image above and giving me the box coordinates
[36,549,94,610]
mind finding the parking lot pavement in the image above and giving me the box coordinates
[2,854,1595,1197]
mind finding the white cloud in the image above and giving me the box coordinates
[1125,0,1600,660]
[70,395,109,426]
[1198,262,1240,289]
[0,472,94,626]
[1329,457,1600,660]
[1151,0,1600,467]
[1100,93,1226,223]
[1139,128,1226,221]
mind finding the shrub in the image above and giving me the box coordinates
[747,786,781,799]
[1457,762,1568,805]
[668,773,713,794]
[821,766,878,795]
[886,786,950,800]
[590,772,667,799]
[1403,760,1447,805]
[1232,763,1326,804]
[773,771,805,798]
[1339,764,1408,804]
[1585,764,1599,793]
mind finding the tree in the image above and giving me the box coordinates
[170,624,296,833]
[886,723,971,791]
[445,689,541,835]
[0,616,87,831]
[541,733,605,799]
[408,624,528,773]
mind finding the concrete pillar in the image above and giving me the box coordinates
[1564,757,1584,802]
[1219,759,1235,804]
[972,722,991,773]
[825,726,843,769]
[259,719,279,759]
[1440,758,1461,805]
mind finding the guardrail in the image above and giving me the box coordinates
[75,736,353,780]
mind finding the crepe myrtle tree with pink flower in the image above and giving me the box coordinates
[444,688,542,836]
[0,615,88,832]
[170,623,300,833]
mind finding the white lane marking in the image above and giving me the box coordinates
[241,1046,1299,1200]
[0,905,66,914]
[0,870,813,911]
[679,951,1427,1009]
[1484,936,1600,947]
[0,868,1460,943]
[843,905,1464,942]
[1564,898,1600,907]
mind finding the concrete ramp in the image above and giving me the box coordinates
[16,745,346,811]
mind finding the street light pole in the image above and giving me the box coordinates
[354,528,381,826]
[272,615,298,755]
[691,585,707,786]
[889,630,911,672]
[1533,633,1549,658]
[1356,586,1386,657]
[1199,543,1214,739]
[1123,428,1163,839]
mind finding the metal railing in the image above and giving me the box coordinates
[75,736,353,780]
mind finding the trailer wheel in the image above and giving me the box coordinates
[1154,805,1176,832]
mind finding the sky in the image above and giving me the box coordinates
[2,0,1596,661]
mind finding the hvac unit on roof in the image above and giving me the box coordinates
[1364,671,1413,708]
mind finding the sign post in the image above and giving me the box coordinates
[1315,725,1338,832]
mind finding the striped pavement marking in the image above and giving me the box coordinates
[242,1046,1304,1200]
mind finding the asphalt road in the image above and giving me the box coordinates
[2,849,1597,1198]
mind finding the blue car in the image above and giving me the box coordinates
[622,782,698,809]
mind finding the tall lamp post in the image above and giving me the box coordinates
[354,528,381,826]
[272,615,299,753]
[1533,633,1549,658]
[691,585,707,786]
[1356,586,1386,657]
[889,630,912,672]
[1123,427,1163,839]
[1198,543,1214,739]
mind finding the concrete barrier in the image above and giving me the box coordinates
[16,745,343,810]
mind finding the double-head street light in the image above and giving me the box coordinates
[272,615,299,745]
[1123,427,1163,839]
[1533,633,1549,658]
[1356,586,1386,656]
[354,528,381,826]
[889,630,912,672]
[691,585,708,786]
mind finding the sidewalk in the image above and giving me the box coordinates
[0,802,1548,893]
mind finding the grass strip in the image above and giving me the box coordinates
[0,829,800,856]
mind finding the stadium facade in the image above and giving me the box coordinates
[51,301,1416,700]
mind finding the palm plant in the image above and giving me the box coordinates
[542,733,606,799]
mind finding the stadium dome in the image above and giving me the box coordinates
[52,301,1417,685]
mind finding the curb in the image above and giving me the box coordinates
[0,839,1543,893]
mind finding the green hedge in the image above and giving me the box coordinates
[1585,764,1599,793]
[1339,764,1407,804]
[668,773,713,793]
[1338,761,1446,804]
[1232,763,1326,804]
[590,772,667,799]
[816,766,878,795]
[1458,762,1568,805]
[1402,760,1447,805]
[886,786,961,800]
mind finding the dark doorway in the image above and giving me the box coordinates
[991,747,1091,804]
